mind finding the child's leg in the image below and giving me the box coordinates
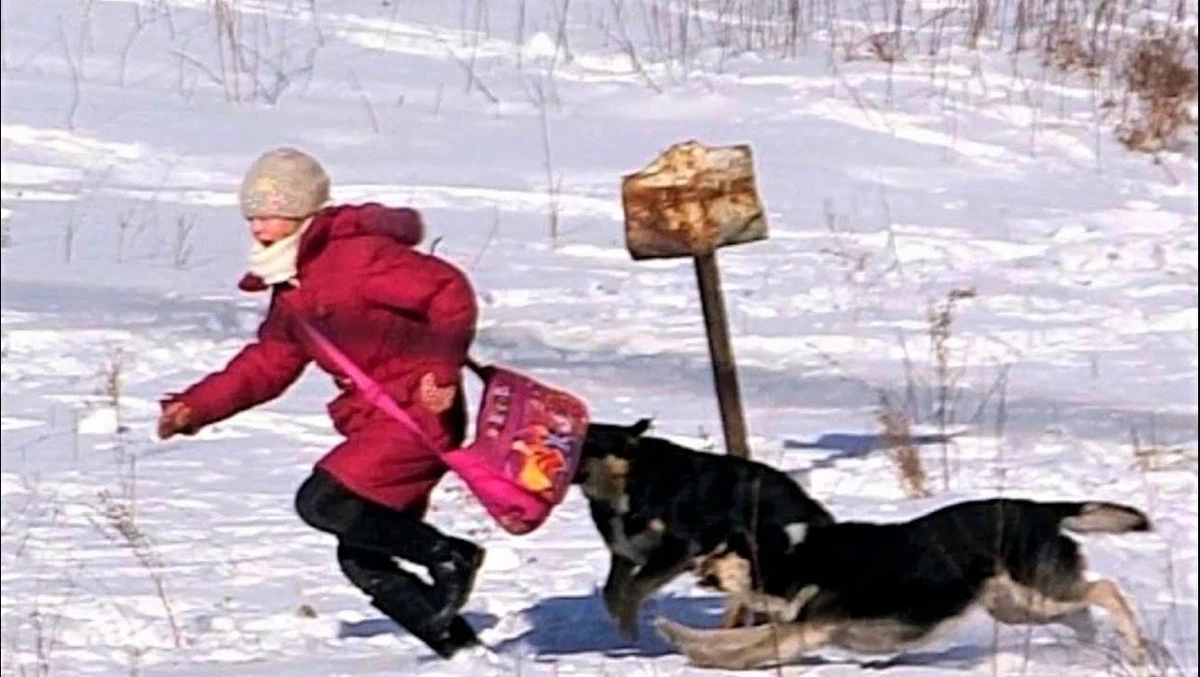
[337,543,479,658]
[295,469,485,635]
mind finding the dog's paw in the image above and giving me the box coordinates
[654,617,687,645]
[603,584,642,639]
[654,617,708,642]
[1125,638,1148,668]
[654,618,722,667]
[601,585,623,621]
[616,601,641,640]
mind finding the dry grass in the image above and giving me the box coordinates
[171,214,195,269]
[877,391,933,498]
[93,490,184,650]
[882,287,981,494]
[90,349,185,649]
[4,594,74,677]
[97,348,128,437]
[1117,24,1199,152]
[928,287,977,488]
[166,0,321,105]
[1131,425,1197,473]
[532,79,563,248]
[2,475,77,677]
[580,0,1196,154]
[586,0,1175,67]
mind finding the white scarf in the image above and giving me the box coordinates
[248,218,312,285]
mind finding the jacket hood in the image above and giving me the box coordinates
[238,203,425,292]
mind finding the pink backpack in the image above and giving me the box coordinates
[300,321,589,535]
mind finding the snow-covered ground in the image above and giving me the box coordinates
[2,0,1197,675]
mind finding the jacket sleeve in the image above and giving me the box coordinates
[173,291,311,428]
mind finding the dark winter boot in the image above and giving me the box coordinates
[370,594,481,659]
[298,470,486,636]
[426,536,486,630]
[424,615,482,659]
[344,516,487,629]
[339,545,480,659]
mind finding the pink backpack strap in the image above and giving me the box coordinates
[296,319,435,450]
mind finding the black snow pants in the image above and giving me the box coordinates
[294,468,484,658]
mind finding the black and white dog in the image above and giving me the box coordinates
[574,419,834,638]
[659,497,1152,669]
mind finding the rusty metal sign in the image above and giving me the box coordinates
[621,140,768,260]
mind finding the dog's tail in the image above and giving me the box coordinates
[1048,501,1152,534]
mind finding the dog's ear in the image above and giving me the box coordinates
[581,419,653,462]
[582,422,636,456]
[631,417,654,436]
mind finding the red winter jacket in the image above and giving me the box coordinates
[171,203,478,511]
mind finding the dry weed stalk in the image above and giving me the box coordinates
[95,490,184,649]
[532,80,562,248]
[1131,426,1195,473]
[3,486,78,677]
[12,600,71,677]
[928,287,976,488]
[98,348,128,436]
[172,214,194,269]
[877,392,932,498]
[169,0,320,105]
[348,67,380,134]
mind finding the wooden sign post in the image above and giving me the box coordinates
[620,140,769,458]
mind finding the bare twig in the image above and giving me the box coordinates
[57,17,81,131]
[348,67,380,134]
[172,214,195,269]
[470,207,502,270]
[95,490,184,649]
[533,81,561,247]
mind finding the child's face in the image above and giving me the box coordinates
[248,216,303,245]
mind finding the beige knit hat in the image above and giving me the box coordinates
[238,147,331,219]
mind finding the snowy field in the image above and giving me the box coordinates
[1,0,1197,675]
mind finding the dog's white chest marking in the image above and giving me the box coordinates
[615,495,631,514]
[785,522,809,546]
